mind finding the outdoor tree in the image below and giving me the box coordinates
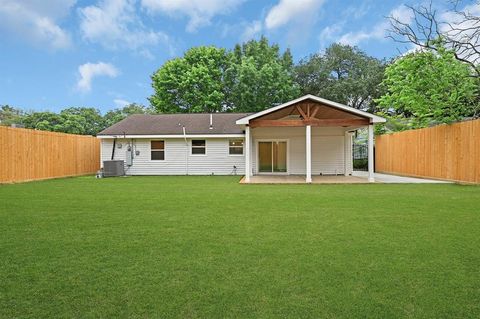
[149,37,299,113]
[150,46,229,113]
[60,107,104,135]
[0,105,24,126]
[295,43,386,112]
[387,1,480,78]
[225,37,300,112]
[103,103,155,127]
[376,47,479,129]
[22,112,65,132]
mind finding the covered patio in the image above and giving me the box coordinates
[236,95,386,183]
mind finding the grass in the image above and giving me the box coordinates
[1,176,479,318]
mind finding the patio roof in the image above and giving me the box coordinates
[236,94,386,125]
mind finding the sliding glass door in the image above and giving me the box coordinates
[258,141,287,173]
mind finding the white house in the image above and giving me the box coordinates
[97,95,386,182]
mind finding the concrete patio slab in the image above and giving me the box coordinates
[352,171,451,183]
[239,172,452,184]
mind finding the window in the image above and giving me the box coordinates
[151,141,164,160]
[191,140,206,155]
[229,139,244,155]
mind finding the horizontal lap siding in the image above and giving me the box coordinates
[312,136,345,175]
[101,138,244,176]
[251,127,349,175]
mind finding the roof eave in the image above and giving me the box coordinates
[235,94,387,125]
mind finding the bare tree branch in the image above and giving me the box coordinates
[387,0,480,77]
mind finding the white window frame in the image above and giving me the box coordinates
[228,139,244,156]
[150,140,165,161]
[191,139,207,156]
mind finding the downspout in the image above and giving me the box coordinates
[183,126,189,175]
[111,138,116,160]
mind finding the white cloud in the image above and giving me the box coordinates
[319,23,343,47]
[265,0,325,30]
[0,0,74,49]
[114,99,131,107]
[79,0,172,55]
[440,3,480,62]
[241,20,262,41]
[337,5,414,46]
[77,62,119,93]
[141,0,244,32]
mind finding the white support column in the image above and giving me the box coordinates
[344,130,349,176]
[245,125,251,183]
[306,125,312,183]
[368,124,375,182]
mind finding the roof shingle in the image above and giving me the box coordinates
[97,113,251,136]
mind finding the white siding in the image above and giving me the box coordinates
[100,138,244,176]
[99,127,354,176]
[251,127,353,175]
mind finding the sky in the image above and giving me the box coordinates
[0,0,474,113]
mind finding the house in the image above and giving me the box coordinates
[97,95,386,182]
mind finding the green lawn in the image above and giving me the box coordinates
[1,176,479,318]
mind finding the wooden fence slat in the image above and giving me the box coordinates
[375,119,480,184]
[0,127,100,183]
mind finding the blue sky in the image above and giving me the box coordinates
[0,0,465,113]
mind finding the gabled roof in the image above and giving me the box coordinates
[97,113,251,136]
[236,95,386,124]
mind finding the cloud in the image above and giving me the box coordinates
[265,0,325,30]
[141,0,244,32]
[77,62,119,93]
[114,99,131,107]
[337,5,414,46]
[319,23,343,47]
[241,20,262,41]
[0,0,74,49]
[79,0,172,55]
[439,3,480,62]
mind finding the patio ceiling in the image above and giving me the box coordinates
[249,100,370,128]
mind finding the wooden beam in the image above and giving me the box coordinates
[310,105,319,118]
[296,105,307,119]
[250,118,369,128]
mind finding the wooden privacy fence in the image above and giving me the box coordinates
[375,119,480,184]
[0,127,100,183]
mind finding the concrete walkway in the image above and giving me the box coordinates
[239,172,452,184]
[352,171,451,183]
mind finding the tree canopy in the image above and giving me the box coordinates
[225,37,299,112]
[150,37,299,113]
[0,103,154,135]
[376,47,479,129]
[295,44,386,112]
[150,46,229,113]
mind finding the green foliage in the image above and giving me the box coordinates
[225,37,300,112]
[103,103,155,127]
[295,44,386,112]
[150,46,229,113]
[377,47,480,129]
[353,158,368,170]
[0,105,24,126]
[2,103,154,135]
[60,107,104,135]
[150,37,299,113]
